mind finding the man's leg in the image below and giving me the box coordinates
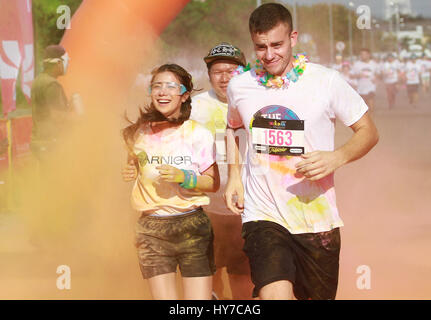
[242,221,296,300]
[259,280,294,300]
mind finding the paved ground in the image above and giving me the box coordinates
[0,82,430,299]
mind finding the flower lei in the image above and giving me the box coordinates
[232,53,309,89]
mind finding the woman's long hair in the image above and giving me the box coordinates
[122,64,194,160]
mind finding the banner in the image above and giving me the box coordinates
[0,0,34,117]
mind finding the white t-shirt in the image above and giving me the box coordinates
[352,60,378,95]
[227,62,368,234]
[404,61,421,85]
[191,90,232,215]
[382,60,401,84]
[419,59,431,78]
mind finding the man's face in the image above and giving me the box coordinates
[208,60,238,102]
[360,50,370,62]
[251,22,297,76]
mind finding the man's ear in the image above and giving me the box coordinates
[290,30,298,48]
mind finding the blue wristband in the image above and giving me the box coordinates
[179,169,197,189]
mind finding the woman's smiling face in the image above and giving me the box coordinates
[150,71,189,120]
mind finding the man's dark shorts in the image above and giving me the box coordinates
[242,220,341,300]
[135,207,216,279]
[207,212,250,276]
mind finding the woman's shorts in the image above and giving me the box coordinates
[135,207,216,279]
[242,220,341,300]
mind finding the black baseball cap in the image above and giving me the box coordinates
[204,42,246,68]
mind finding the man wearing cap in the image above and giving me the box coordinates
[190,42,254,299]
[30,44,75,162]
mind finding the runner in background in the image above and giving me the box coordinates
[190,43,254,300]
[419,54,431,94]
[352,48,378,112]
[340,62,357,90]
[381,53,401,109]
[30,45,81,165]
[402,54,421,108]
[331,54,343,72]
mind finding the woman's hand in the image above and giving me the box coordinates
[122,160,138,182]
[156,165,185,183]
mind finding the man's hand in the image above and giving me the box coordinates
[295,150,343,181]
[156,164,185,183]
[224,177,244,215]
[122,160,138,182]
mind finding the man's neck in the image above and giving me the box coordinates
[45,70,60,78]
[216,94,227,103]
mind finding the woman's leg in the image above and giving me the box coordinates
[148,272,179,300]
[182,276,213,300]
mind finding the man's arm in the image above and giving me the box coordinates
[296,111,379,181]
[224,126,245,215]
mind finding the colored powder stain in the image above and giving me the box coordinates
[204,121,216,135]
[287,195,331,216]
[205,108,226,135]
[257,157,296,175]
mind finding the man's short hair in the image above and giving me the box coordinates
[249,3,293,34]
[360,48,371,54]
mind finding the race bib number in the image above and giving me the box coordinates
[251,118,304,156]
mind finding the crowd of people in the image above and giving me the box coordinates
[120,2,378,300]
[33,3,380,300]
[331,49,431,110]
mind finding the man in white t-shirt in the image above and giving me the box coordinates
[419,56,431,94]
[351,48,379,111]
[381,53,401,109]
[224,3,379,300]
[402,54,421,107]
[190,43,253,299]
